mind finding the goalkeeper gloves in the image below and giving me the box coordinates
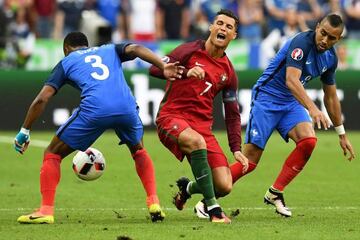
[14,127,30,154]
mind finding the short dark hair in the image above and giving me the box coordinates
[63,32,89,48]
[322,14,344,29]
[216,9,239,32]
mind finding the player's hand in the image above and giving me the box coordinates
[233,151,249,173]
[163,61,184,81]
[339,134,355,161]
[14,128,30,154]
[308,106,331,130]
[187,66,205,80]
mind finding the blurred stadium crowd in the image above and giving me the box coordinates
[0,0,359,69]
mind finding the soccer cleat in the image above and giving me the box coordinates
[208,207,231,224]
[17,211,54,224]
[148,203,166,222]
[264,187,292,217]
[194,200,209,219]
[173,177,191,210]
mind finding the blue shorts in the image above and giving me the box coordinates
[245,98,311,149]
[56,108,143,151]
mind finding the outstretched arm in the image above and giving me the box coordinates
[286,66,330,129]
[124,44,182,80]
[323,84,355,161]
[149,41,203,79]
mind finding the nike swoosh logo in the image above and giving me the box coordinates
[305,61,311,64]
[29,216,43,220]
[292,166,301,172]
[195,62,205,67]
[196,174,208,181]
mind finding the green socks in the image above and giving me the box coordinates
[189,149,217,207]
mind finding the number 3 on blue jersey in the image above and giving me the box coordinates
[85,55,110,80]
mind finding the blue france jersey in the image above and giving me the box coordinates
[45,43,137,117]
[253,31,337,103]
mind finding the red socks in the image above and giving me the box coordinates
[230,161,257,183]
[273,137,317,191]
[132,149,159,207]
[40,152,62,215]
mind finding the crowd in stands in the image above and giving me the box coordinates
[0,0,359,69]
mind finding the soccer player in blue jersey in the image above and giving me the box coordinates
[227,14,355,217]
[14,32,182,224]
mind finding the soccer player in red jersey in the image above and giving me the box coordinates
[149,9,248,224]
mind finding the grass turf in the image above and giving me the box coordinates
[0,131,359,240]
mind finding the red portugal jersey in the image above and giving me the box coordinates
[150,40,242,152]
[150,40,238,127]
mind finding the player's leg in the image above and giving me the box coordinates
[230,98,278,183]
[193,145,263,219]
[157,117,230,223]
[17,136,74,224]
[177,128,230,223]
[116,112,164,222]
[128,142,159,205]
[273,122,316,191]
[230,143,262,183]
[156,117,191,209]
[127,141,165,222]
[193,164,231,220]
[265,103,315,217]
[17,111,104,224]
[188,135,233,197]
[192,162,232,219]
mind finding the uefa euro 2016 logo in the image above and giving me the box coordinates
[291,48,304,61]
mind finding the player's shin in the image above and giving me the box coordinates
[188,181,202,194]
[132,149,159,206]
[40,152,62,215]
[189,149,217,207]
[273,137,317,191]
[230,161,257,183]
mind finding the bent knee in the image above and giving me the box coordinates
[297,137,317,159]
[191,136,206,149]
[182,136,207,152]
[215,182,232,197]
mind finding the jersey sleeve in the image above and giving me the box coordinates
[320,60,337,85]
[286,33,312,71]
[222,70,242,152]
[115,42,136,62]
[44,61,67,92]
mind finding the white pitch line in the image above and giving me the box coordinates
[0,136,48,148]
[0,206,358,212]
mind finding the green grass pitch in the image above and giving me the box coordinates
[0,131,359,240]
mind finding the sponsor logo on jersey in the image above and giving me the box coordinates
[220,73,228,82]
[291,48,304,61]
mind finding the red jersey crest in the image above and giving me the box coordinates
[220,73,228,82]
